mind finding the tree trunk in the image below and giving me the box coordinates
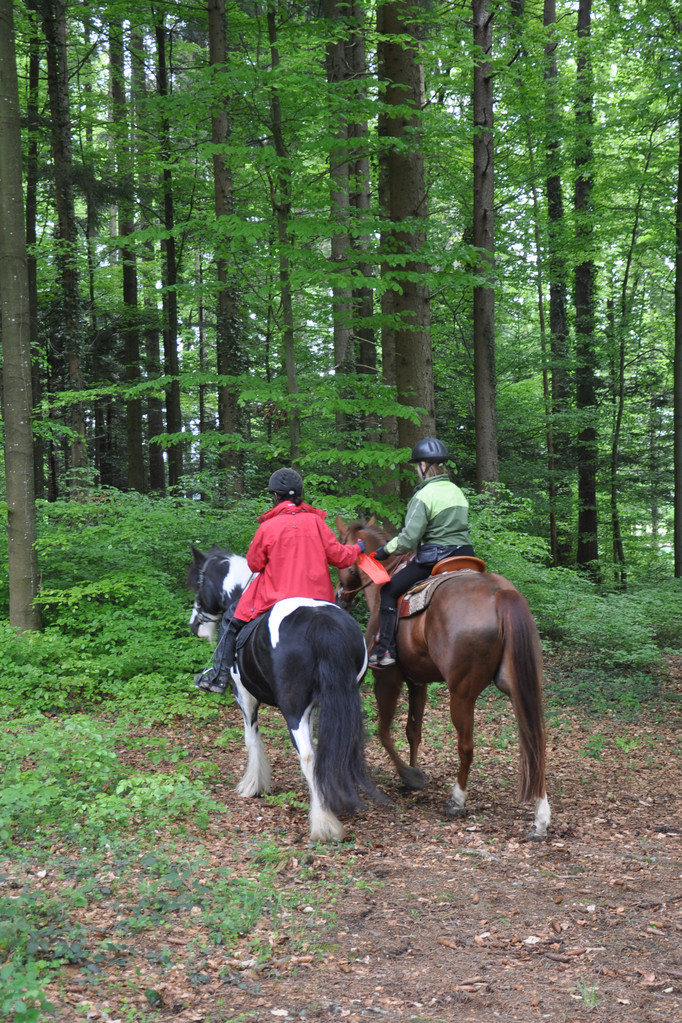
[208,0,243,492]
[130,29,165,492]
[377,1,434,497]
[348,4,375,383]
[675,101,682,577]
[267,3,301,464]
[40,0,87,480]
[25,7,44,500]
[543,0,572,565]
[472,0,498,488]
[110,22,145,492]
[0,0,42,631]
[155,19,184,489]
[327,0,357,448]
[324,0,354,438]
[574,0,600,579]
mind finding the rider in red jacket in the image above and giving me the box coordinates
[195,468,364,693]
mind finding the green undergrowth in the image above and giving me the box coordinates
[0,488,679,722]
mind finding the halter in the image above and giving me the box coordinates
[192,599,222,626]
[192,557,232,624]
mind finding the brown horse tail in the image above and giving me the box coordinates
[494,588,546,803]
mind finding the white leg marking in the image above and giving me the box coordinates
[531,794,551,839]
[232,673,271,797]
[291,706,345,842]
[449,781,467,809]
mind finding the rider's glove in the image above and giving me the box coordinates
[373,546,389,561]
[356,539,366,553]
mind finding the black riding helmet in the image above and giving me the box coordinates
[409,437,449,464]
[268,467,303,502]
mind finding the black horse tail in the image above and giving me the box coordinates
[306,613,382,815]
[495,588,547,803]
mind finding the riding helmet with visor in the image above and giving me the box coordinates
[409,437,449,464]
[268,467,303,500]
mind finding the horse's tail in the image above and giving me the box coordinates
[306,613,381,815]
[495,588,546,803]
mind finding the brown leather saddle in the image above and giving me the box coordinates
[397,555,486,619]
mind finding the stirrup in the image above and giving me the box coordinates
[194,669,228,694]
[369,650,396,668]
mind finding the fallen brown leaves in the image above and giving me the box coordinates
[4,654,682,1022]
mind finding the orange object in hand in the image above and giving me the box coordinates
[357,551,390,585]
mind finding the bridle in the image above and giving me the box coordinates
[191,599,222,626]
[337,527,403,603]
[191,558,232,625]
[338,570,374,603]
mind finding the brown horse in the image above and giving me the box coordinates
[335,516,551,840]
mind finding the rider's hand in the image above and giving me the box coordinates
[373,546,389,561]
[356,539,366,553]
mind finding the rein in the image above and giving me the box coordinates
[339,527,406,602]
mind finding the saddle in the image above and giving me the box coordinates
[398,555,486,619]
[235,615,261,653]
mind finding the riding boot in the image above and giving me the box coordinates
[194,618,245,694]
[368,607,397,667]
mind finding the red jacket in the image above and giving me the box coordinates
[233,501,362,622]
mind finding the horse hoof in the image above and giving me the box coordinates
[526,826,548,842]
[444,799,466,819]
[400,767,428,791]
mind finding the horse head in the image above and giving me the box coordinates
[187,544,252,641]
[334,515,390,610]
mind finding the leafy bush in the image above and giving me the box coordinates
[0,487,679,725]
[0,713,224,847]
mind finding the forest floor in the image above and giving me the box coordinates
[10,656,682,1023]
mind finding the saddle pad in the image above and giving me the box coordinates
[398,568,482,619]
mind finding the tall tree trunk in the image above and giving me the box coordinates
[543,0,572,564]
[348,3,375,385]
[155,19,184,489]
[110,22,145,492]
[324,0,354,439]
[0,0,42,630]
[377,0,434,498]
[267,3,301,464]
[675,101,682,578]
[130,29,165,492]
[40,0,87,479]
[25,7,44,499]
[573,0,600,579]
[472,0,498,489]
[144,303,167,492]
[208,0,243,492]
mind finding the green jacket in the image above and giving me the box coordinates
[385,474,471,555]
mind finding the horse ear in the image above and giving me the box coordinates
[335,514,347,536]
[190,544,206,567]
[367,515,376,527]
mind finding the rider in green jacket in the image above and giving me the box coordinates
[369,437,475,668]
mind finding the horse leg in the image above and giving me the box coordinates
[405,681,428,772]
[290,706,345,842]
[530,794,552,841]
[374,671,427,790]
[444,691,475,819]
[232,676,272,797]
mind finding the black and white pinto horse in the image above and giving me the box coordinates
[187,545,379,841]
